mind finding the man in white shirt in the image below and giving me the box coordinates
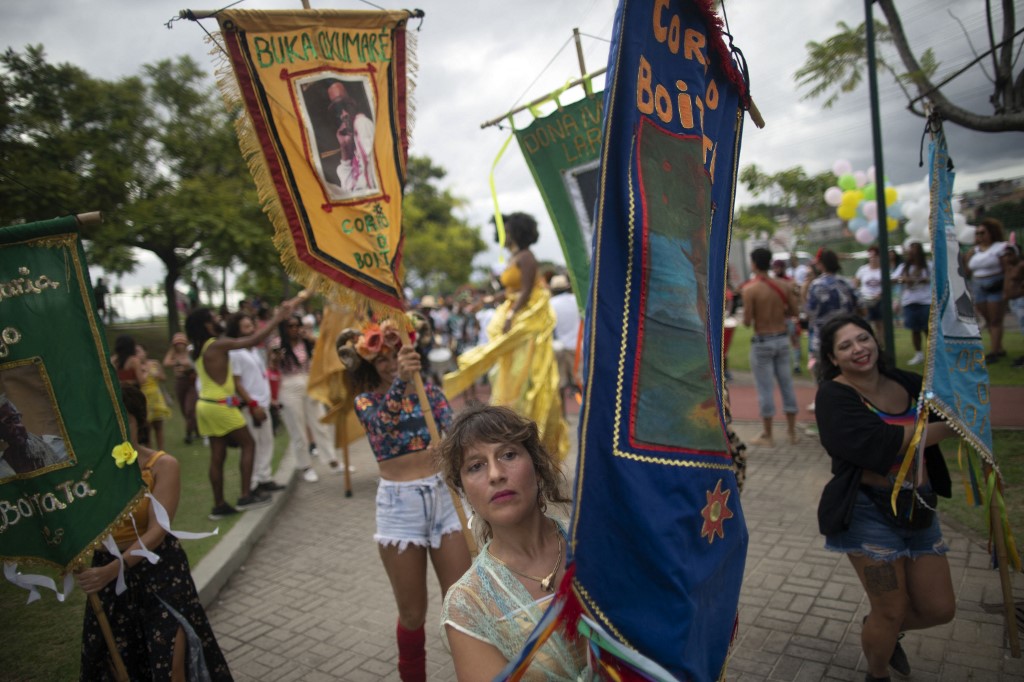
[548,275,581,395]
[226,313,283,495]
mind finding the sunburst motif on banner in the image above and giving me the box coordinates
[700,479,734,543]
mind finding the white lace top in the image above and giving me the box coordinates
[440,521,588,681]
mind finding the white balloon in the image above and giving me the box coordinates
[957,225,975,245]
[833,159,853,177]
[954,213,967,228]
[854,170,867,188]
[905,220,928,239]
[908,201,929,223]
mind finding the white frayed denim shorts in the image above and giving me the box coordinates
[374,473,463,551]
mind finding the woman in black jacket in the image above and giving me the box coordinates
[815,313,956,682]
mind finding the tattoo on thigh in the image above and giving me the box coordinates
[863,564,898,593]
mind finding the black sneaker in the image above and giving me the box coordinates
[255,481,286,493]
[889,635,910,676]
[208,503,239,520]
[236,491,272,510]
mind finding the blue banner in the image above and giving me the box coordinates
[923,129,992,457]
[570,0,749,678]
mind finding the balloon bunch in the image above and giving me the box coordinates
[823,159,901,245]
[896,175,975,246]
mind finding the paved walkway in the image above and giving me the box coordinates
[200,392,1024,681]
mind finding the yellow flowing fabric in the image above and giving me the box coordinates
[444,265,569,461]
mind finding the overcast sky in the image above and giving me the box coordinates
[3,0,1022,288]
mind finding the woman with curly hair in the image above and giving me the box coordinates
[437,405,584,681]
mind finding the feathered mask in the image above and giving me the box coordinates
[336,317,418,370]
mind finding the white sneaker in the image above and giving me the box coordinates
[302,467,319,483]
[328,460,355,474]
[908,352,924,366]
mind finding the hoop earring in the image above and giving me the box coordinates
[537,484,547,515]
[468,510,476,530]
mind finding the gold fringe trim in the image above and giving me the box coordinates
[405,25,417,154]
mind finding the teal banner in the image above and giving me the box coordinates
[515,94,603,309]
[0,217,143,571]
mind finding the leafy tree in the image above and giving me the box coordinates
[981,198,1024,233]
[737,165,834,244]
[401,156,487,295]
[796,0,1023,132]
[0,47,282,335]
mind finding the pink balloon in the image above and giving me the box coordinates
[855,227,874,245]
[853,170,867,188]
[862,200,878,221]
[833,159,853,177]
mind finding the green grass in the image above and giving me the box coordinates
[941,430,1024,544]
[726,320,1024,386]
[0,323,288,681]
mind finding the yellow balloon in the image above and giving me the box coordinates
[887,216,899,231]
[837,204,857,221]
[885,187,898,206]
[841,190,864,207]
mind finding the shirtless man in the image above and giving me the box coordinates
[741,247,800,446]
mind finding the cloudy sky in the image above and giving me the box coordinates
[3,0,1022,287]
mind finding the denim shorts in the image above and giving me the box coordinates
[825,485,948,562]
[374,473,464,551]
[902,303,930,332]
[971,274,1005,304]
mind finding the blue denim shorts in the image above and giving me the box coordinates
[825,485,948,562]
[374,473,463,551]
[971,274,1005,304]
[902,303,930,332]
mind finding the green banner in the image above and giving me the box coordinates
[0,217,143,571]
[515,94,603,310]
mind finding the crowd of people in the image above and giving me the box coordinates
[83,212,1021,680]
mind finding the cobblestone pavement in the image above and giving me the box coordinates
[205,416,1024,681]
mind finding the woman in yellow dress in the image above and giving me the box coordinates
[445,212,568,460]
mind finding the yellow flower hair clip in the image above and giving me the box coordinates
[111,441,138,468]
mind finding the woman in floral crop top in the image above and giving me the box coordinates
[344,322,471,682]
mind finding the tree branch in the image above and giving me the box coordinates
[878,0,1024,131]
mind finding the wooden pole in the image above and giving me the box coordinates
[75,211,102,227]
[573,28,592,99]
[986,465,1021,656]
[335,410,352,498]
[88,593,130,682]
[480,68,606,129]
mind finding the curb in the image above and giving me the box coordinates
[193,449,298,608]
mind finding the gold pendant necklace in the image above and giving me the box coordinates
[490,533,563,592]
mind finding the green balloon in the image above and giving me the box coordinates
[837,173,857,191]
[863,182,877,200]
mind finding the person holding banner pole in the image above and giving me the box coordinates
[339,323,471,682]
[814,314,956,681]
[76,385,232,681]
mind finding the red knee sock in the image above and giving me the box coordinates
[396,621,426,682]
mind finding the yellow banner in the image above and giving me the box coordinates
[216,9,415,311]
